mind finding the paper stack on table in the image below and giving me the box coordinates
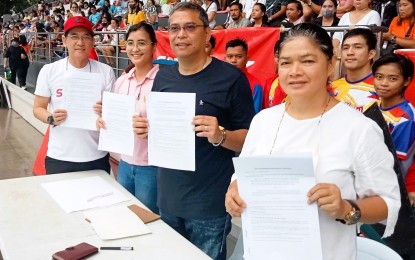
[84,205,151,240]
[41,176,130,213]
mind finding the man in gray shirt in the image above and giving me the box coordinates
[215,2,250,29]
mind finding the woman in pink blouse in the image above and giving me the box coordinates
[98,22,160,213]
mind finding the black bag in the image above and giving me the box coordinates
[382,42,402,55]
[382,23,414,55]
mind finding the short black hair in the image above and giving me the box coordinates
[286,0,303,16]
[126,22,157,44]
[274,39,281,54]
[209,35,216,49]
[372,53,414,93]
[226,38,248,53]
[343,28,377,51]
[229,1,243,11]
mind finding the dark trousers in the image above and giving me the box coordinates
[9,64,29,87]
[16,64,29,86]
[45,153,110,175]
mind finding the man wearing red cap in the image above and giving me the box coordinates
[33,16,116,174]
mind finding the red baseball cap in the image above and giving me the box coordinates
[64,16,93,35]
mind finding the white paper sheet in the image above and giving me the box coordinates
[60,71,102,130]
[84,205,151,240]
[233,154,322,260]
[146,92,196,171]
[98,92,135,156]
[41,176,130,213]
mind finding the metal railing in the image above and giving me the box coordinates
[1,30,130,78]
[0,25,389,80]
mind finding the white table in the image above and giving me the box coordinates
[0,170,211,260]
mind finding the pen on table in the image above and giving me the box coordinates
[100,247,134,251]
[86,192,114,202]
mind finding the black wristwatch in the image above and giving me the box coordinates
[336,200,361,225]
[47,115,55,126]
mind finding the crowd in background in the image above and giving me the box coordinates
[0,0,412,58]
[0,0,414,259]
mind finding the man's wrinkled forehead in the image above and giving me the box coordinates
[169,9,202,25]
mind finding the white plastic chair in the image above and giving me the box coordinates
[357,236,402,260]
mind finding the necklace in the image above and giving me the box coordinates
[269,95,331,155]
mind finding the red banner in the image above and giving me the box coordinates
[155,27,281,84]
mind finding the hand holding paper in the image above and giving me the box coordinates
[60,71,102,130]
[225,180,246,217]
[146,92,196,171]
[132,115,149,138]
[307,183,347,219]
[98,92,135,156]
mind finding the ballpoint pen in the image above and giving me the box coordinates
[100,247,134,251]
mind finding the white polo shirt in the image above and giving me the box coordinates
[35,58,116,162]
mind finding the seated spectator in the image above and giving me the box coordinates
[203,0,218,29]
[243,0,266,20]
[112,0,124,17]
[50,20,63,46]
[81,2,90,15]
[314,0,340,25]
[89,6,101,25]
[144,0,159,30]
[282,0,313,26]
[34,22,48,59]
[332,28,378,112]
[312,0,340,37]
[52,9,65,29]
[125,0,146,27]
[102,18,122,66]
[70,3,83,17]
[44,15,52,28]
[96,16,111,52]
[332,0,381,52]
[372,0,397,27]
[205,35,216,55]
[225,38,264,113]
[66,10,74,20]
[103,0,117,15]
[247,3,269,27]
[336,0,353,18]
[299,0,323,17]
[371,53,415,205]
[215,1,250,29]
[266,0,288,26]
[97,0,106,7]
[94,13,112,30]
[382,0,415,52]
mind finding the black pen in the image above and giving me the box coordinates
[100,247,134,251]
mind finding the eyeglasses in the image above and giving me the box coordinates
[67,35,93,41]
[167,24,206,34]
[125,40,153,49]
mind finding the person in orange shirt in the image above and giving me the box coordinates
[19,35,32,62]
[383,0,415,49]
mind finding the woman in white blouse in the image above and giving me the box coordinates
[225,23,400,260]
[332,0,381,53]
